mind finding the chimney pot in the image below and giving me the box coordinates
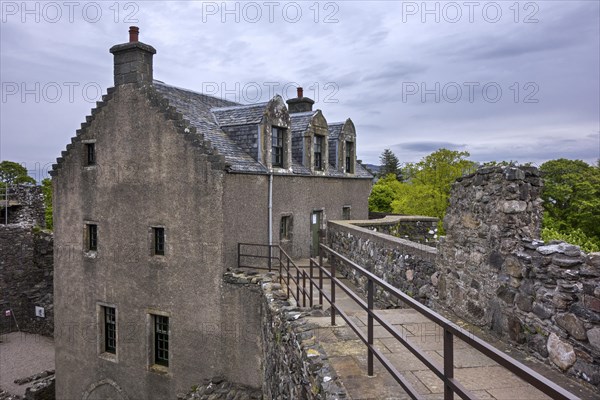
[129,26,139,42]
[297,87,303,98]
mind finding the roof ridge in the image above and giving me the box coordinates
[152,80,241,107]
[211,102,270,112]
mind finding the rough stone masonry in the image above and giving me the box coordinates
[436,166,600,387]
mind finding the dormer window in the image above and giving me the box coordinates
[272,127,284,167]
[314,136,324,170]
[345,141,354,173]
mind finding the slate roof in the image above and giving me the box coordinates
[290,111,317,137]
[212,103,268,127]
[328,123,344,139]
[153,80,372,178]
[153,81,267,173]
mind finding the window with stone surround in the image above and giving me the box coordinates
[86,223,98,251]
[86,143,96,166]
[153,314,169,367]
[103,306,116,354]
[342,206,351,220]
[280,215,292,241]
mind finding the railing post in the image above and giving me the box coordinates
[330,257,336,326]
[444,328,454,400]
[278,251,283,285]
[286,257,290,299]
[318,246,323,307]
[367,278,374,376]
[268,245,272,271]
[303,271,307,307]
[296,268,300,302]
[309,260,314,308]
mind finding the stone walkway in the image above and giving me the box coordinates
[0,332,55,397]
[287,262,598,400]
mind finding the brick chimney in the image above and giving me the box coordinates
[286,87,315,113]
[109,26,157,86]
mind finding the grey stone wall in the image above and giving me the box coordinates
[223,270,347,400]
[437,166,600,388]
[327,221,438,307]
[352,215,439,246]
[436,166,543,325]
[0,185,45,227]
[0,225,53,337]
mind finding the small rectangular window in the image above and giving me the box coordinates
[104,306,116,354]
[154,315,169,367]
[280,216,292,240]
[271,127,284,167]
[86,143,96,165]
[345,141,354,173]
[314,136,323,170]
[153,227,165,256]
[342,206,351,220]
[88,224,98,251]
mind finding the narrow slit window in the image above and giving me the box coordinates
[86,143,96,165]
[153,227,165,256]
[154,315,169,367]
[272,127,284,167]
[88,224,98,251]
[104,306,116,354]
[314,136,323,170]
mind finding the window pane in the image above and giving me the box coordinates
[87,143,96,165]
[88,224,97,251]
[345,141,354,173]
[154,315,169,366]
[154,227,165,255]
[314,136,323,170]
[272,127,283,167]
[104,307,116,354]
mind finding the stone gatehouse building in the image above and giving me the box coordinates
[49,27,372,398]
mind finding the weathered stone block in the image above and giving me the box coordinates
[555,313,587,340]
[587,327,600,352]
[515,293,533,312]
[552,255,583,268]
[532,302,554,320]
[547,332,577,371]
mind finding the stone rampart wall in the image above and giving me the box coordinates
[353,215,439,245]
[223,270,347,400]
[327,221,438,307]
[0,225,53,336]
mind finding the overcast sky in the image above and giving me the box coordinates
[1,1,599,180]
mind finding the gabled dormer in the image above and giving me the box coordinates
[287,88,329,174]
[328,118,356,174]
[212,95,291,170]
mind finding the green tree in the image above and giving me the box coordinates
[540,158,600,245]
[378,149,402,180]
[0,160,35,186]
[395,149,475,230]
[368,174,403,212]
[41,178,53,230]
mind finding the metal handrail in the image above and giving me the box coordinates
[237,242,579,400]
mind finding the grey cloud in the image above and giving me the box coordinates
[397,142,467,152]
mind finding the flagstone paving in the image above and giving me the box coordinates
[287,261,599,400]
